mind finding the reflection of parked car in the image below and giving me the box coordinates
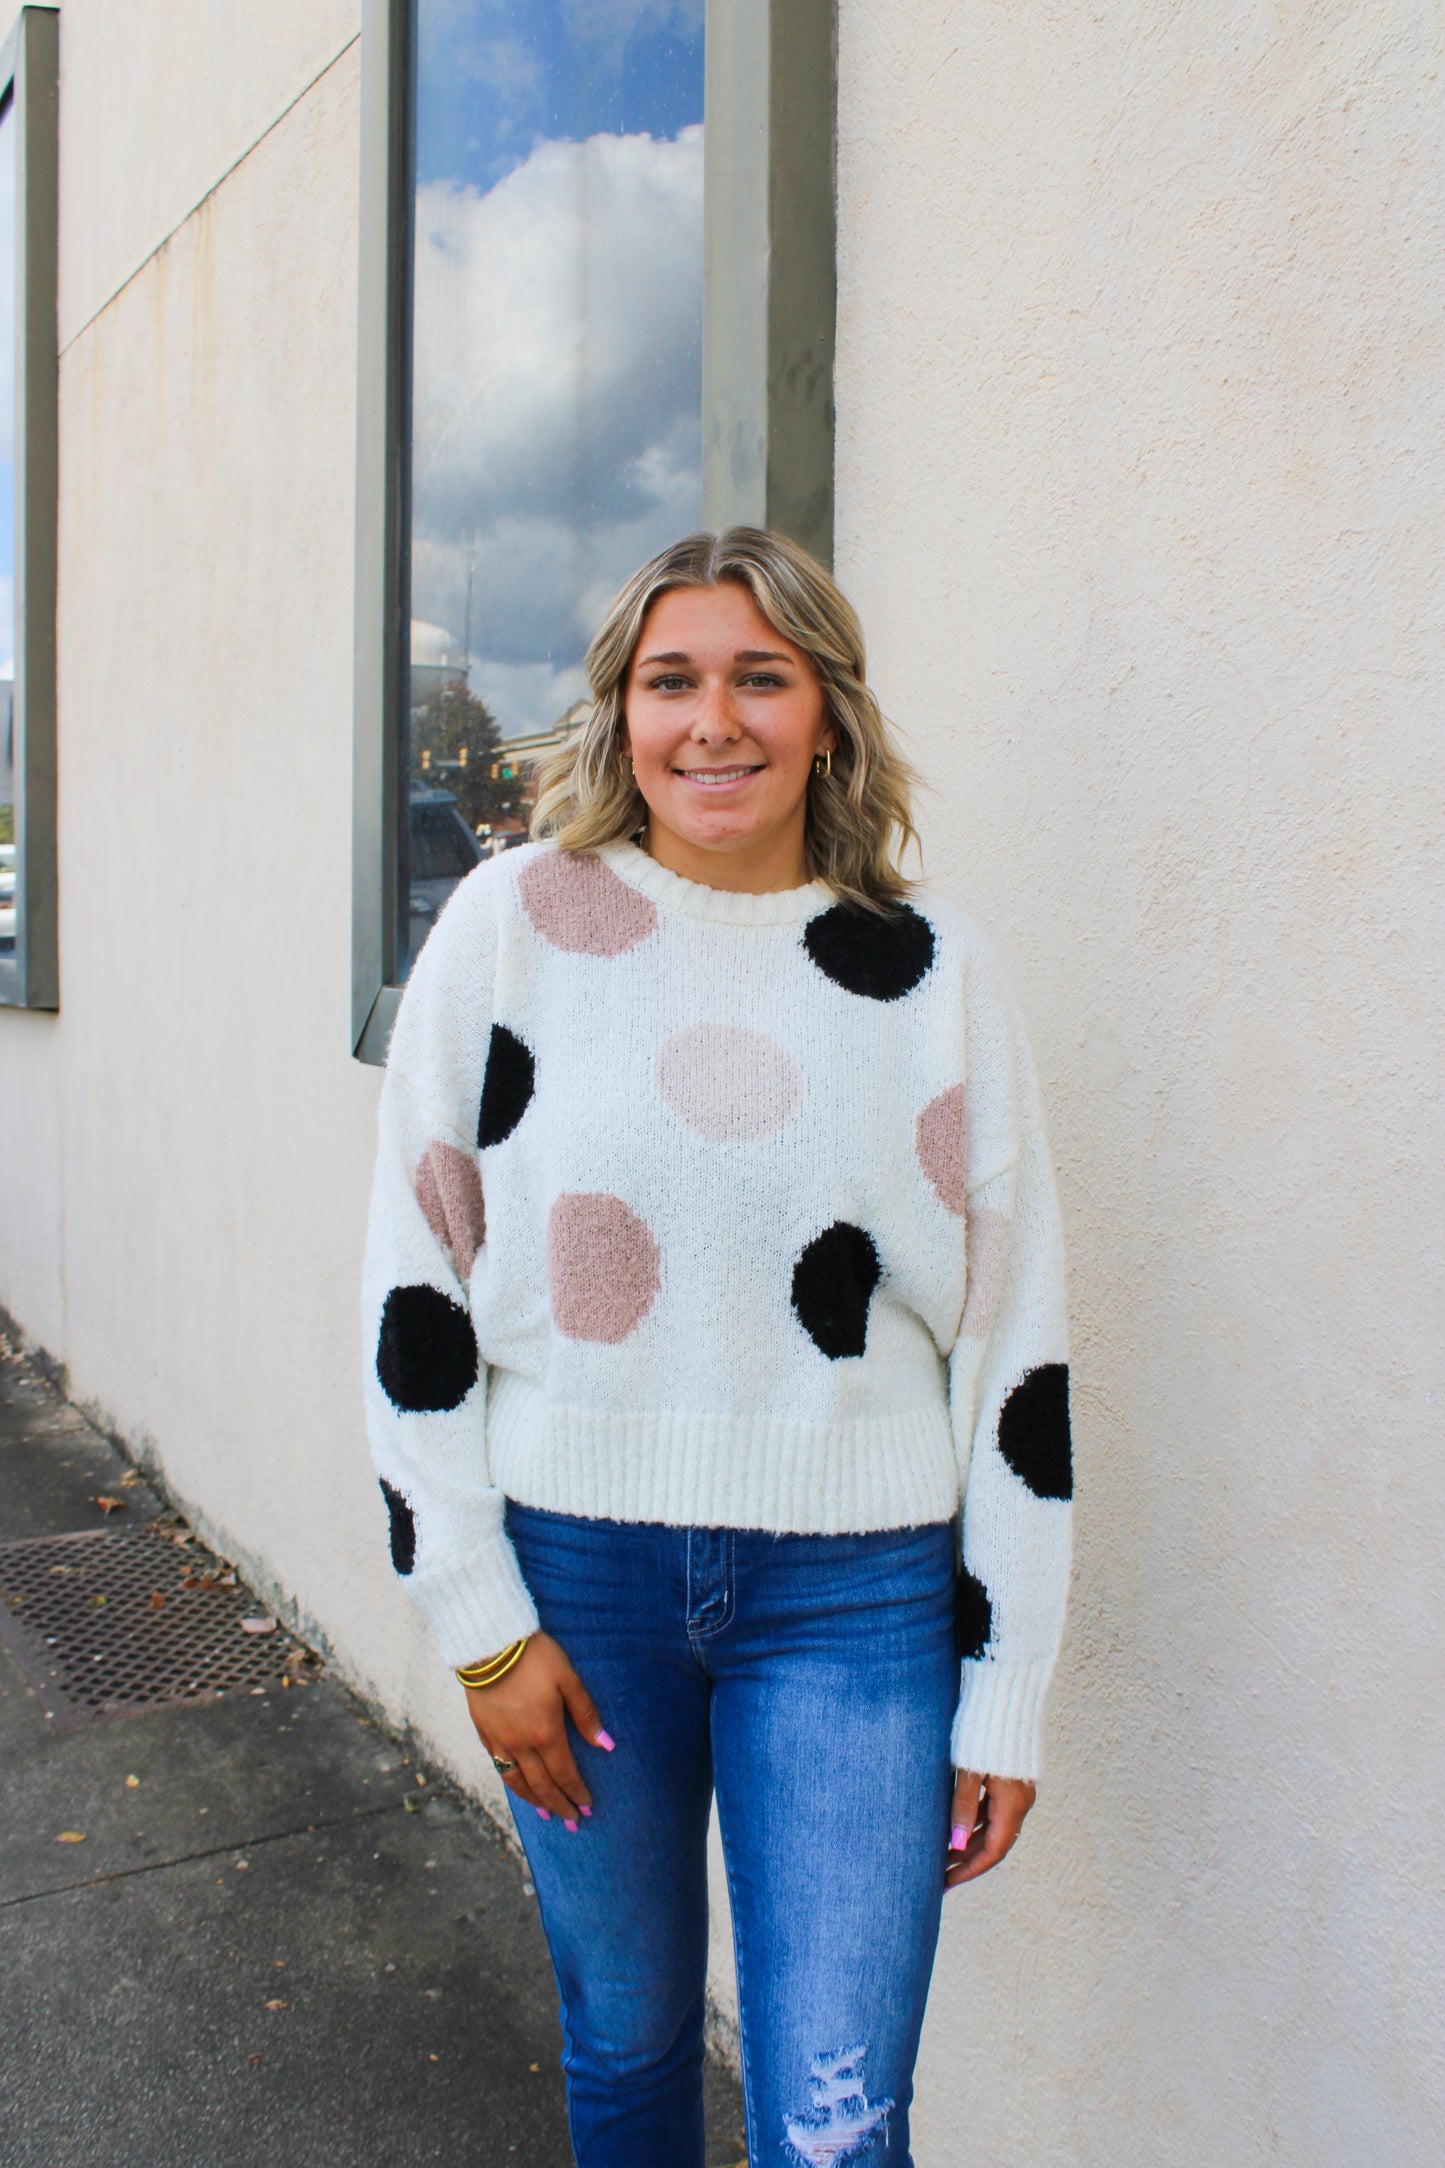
[408,788,483,963]
[0,842,15,955]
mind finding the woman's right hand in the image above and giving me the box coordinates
[462,1631,613,1830]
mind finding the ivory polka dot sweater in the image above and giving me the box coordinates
[361,838,1072,1779]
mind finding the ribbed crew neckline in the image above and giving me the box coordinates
[596,838,834,928]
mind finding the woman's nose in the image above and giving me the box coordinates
[691,678,741,742]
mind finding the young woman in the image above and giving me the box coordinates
[362,528,1072,2167]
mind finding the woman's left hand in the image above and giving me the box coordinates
[945,1769,1036,1888]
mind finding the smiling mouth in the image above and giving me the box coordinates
[673,764,764,785]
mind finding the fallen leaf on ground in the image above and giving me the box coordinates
[248,2053,262,2069]
[89,1594,107,1608]
[119,1470,144,1487]
[529,2063,540,2074]
[149,1592,165,1611]
[95,1496,125,1514]
[239,1617,277,1635]
[264,1999,288,2012]
[125,1775,139,1789]
[56,1831,86,1844]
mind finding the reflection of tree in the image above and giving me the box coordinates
[409,679,517,832]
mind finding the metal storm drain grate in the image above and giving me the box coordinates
[0,1519,314,1725]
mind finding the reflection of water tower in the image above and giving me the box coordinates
[409,620,468,718]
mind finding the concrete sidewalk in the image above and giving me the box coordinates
[0,1336,746,2167]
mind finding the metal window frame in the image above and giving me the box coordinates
[350,0,836,1064]
[0,4,59,1012]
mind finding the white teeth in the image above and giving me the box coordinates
[679,767,759,783]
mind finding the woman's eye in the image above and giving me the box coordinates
[648,674,688,692]
[741,673,784,689]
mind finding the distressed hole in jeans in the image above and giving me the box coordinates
[784,2045,893,2166]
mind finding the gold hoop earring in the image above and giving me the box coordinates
[813,747,832,778]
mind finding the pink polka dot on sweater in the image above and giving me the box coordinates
[655,1024,803,1142]
[519,849,657,956]
[547,1192,661,1343]
[961,1204,1010,1339]
[415,1142,486,1278]
[915,1084,967,1215]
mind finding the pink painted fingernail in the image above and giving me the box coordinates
[952,1824,970,1850]
[535,1807,550,1821]
[595,1731,615,1752]
[563,1818,578,1833]
[580,1804,593,1818]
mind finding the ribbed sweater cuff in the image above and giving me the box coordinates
[404,1534,541,1671]
[950,1658,1053,1780]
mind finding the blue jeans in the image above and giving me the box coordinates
[503,1501,959,2168]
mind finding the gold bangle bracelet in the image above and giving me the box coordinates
[455,1637,528,1691]
[455,1639,527,1688]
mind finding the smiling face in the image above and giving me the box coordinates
[619,581,837,892]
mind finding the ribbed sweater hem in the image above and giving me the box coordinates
[950,1657,1053,1780]
[486,1373,961,1535]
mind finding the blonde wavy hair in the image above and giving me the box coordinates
[530,528,923,911]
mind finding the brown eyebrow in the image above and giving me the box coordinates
[635,649,794,669]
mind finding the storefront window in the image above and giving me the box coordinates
[0,90,15,962]
[352,0,834,1058]
[0,7,58,1011]
[399,0,704,979]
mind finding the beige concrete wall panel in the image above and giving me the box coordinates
[0,1012,64,1348]
[52,40,451,1739]
[836,1,1444,2162]
[57,0,359,348]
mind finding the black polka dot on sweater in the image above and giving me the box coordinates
[997,1363,1073,1500]
[477,1024,535,1149]
[955,1562,993,1661]
[802,903,935,1001]
[791,1222,881,1359]
[379,1478,416,1575]
[377,1284,479,1413]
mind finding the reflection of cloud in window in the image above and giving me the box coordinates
[410,123,702,734]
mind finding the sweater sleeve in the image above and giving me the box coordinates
[360,872,540,1668]
[946,934,1072,1781]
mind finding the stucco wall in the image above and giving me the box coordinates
[835,2,1444,2160]
[0,1,1440,2160]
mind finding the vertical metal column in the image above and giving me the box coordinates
[702,0,837,567]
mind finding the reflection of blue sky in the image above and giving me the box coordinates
[408,0,704,737]
[417,0,703,190]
